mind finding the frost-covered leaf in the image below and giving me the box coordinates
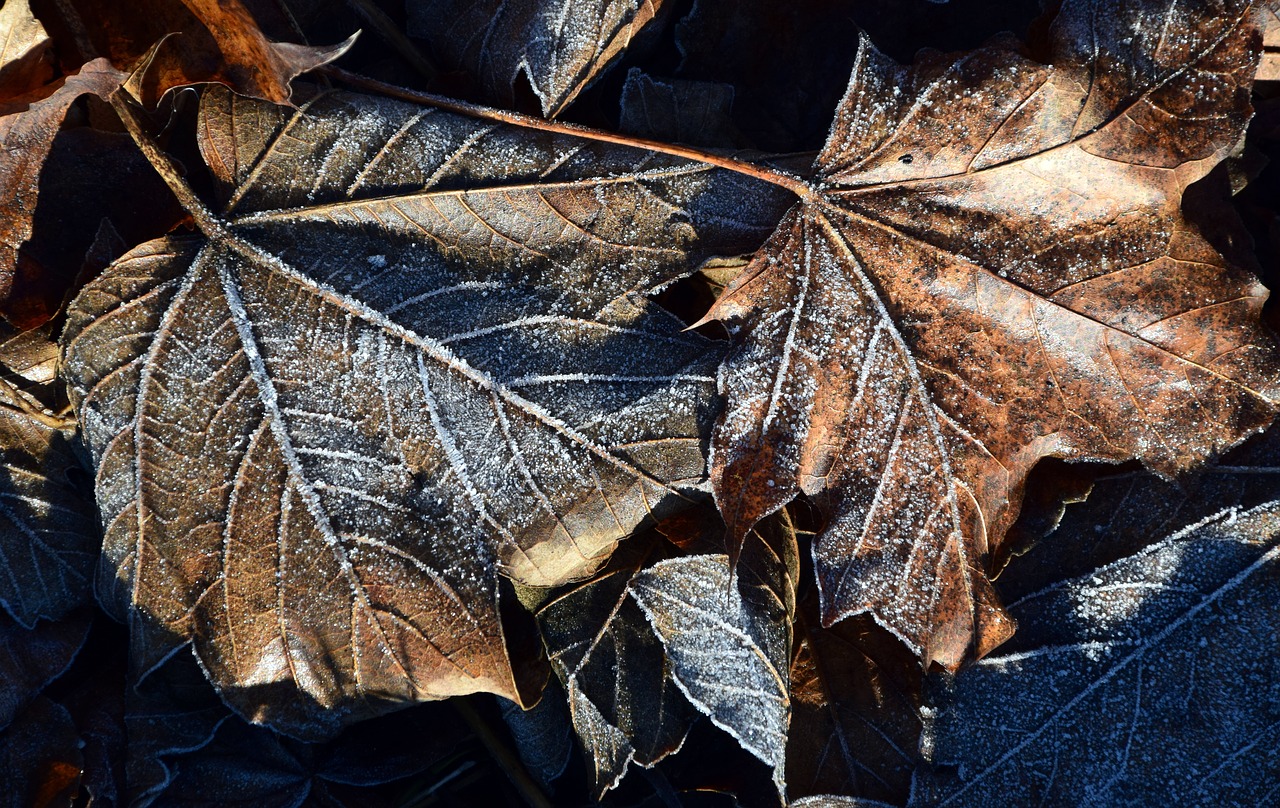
[1000,423,1280,602]
[535,526,700,796]
[500,680,574,788]
[126,649,463,807]
[704,0,1280,669]
[913,500,1280,806]
[0,386,98,627]
[619,69,743,148]
[62,85,780,738]
[407,0,669,117]
[630,525,797,793]
[791,797,899,808]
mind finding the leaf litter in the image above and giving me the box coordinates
[0,0,1277,803]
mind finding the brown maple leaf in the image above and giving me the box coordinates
[703,0,1280,669]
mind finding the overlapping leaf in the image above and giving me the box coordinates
[786,610,921,805]
[913,500,1280,806]
[0,58,125,320]
[62,85,782,737]
[57,0,353,106]
[704,0,1280,669]
[407,0,668,117]
[0,388,97,627]
[535,525,699,796]
[631,525,798,794]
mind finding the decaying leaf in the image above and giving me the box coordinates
[0,58,126,318]
[914,500,1280,806]
[704,0,1280,669]
[407,0,668,117]
[631,524,798,794]
[61,84,783,737]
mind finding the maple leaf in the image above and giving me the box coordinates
[703,0,1280,669]
[914,500,1280,806]
[407,0,668,117]
[61,85,775,737]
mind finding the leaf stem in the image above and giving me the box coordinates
[318,66,814,200]
[108,91,223,237]
[453,699,553,808]
[0,377,73,429]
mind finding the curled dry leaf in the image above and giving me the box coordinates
[704,0,1280,669]
[59,0,353,107]
[914,500,1280,806]
[0,58,126,319]
[62,85,778,738]
[407,0,668,117]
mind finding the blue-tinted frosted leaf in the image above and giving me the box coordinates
[913,501,1280,807]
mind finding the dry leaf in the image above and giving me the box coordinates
[631,524,798,794]
[407,0,668,117]
[0,0,53,100]
[0,59,126,319]
[0,386,97,628]
[914,500,1280,806]
[535,526,698,796]
[61,85,776,737]
[57,0,353,107]
[787,610,921,805]
[0,609,91,731]
[704,0,1280,669]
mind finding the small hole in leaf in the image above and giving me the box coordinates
[899,154,914,164]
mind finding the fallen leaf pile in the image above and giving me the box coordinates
[1,0,1278,805]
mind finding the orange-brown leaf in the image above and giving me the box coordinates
[706,0,1280,670]
[59,0,352,107]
